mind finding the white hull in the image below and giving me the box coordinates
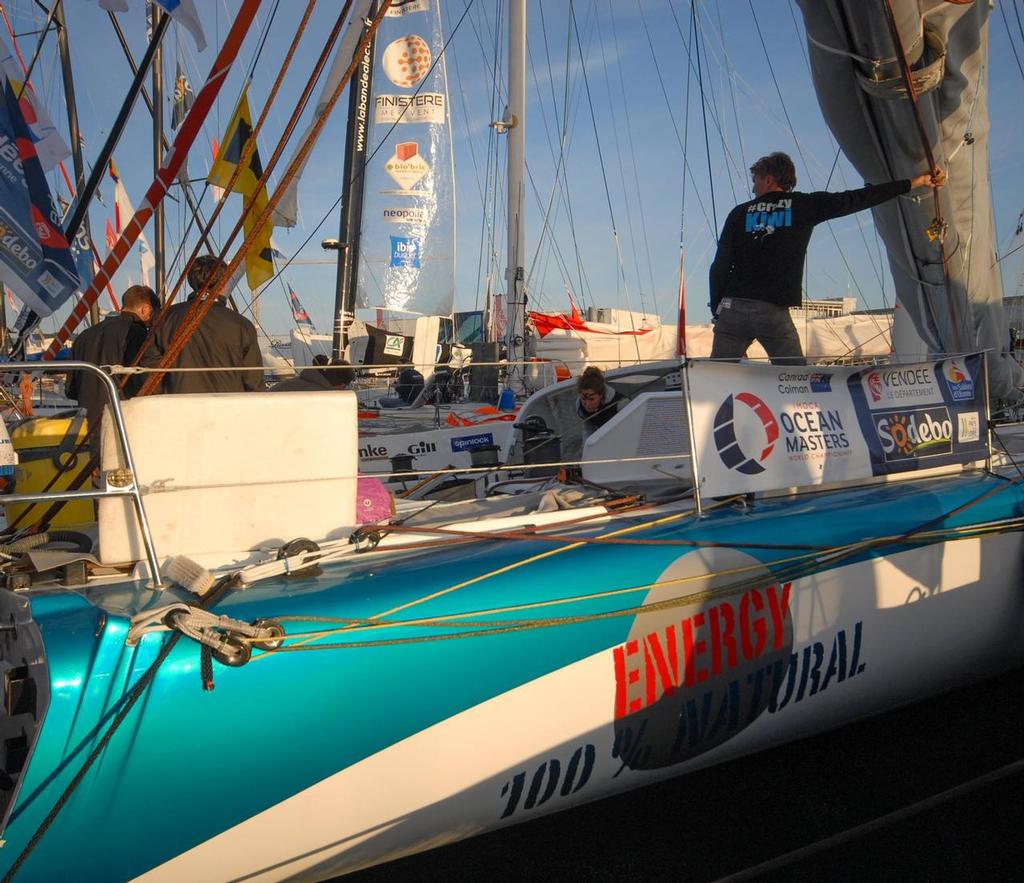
[139,534,1024,881]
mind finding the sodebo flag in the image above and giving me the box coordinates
[0,77,79,317]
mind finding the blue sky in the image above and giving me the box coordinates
[9,0,1024,338]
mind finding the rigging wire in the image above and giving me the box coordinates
[246,0,282,79]
[568,1,642,362]
[999,0,1024,83]
[467,0,503,320]
[691,0,718,235]
[524,1,580,305]
[715,0,748,185]
[593,6,643,313]
[667,0,748,191]
[634,0,714,243]
[603,0,658,316]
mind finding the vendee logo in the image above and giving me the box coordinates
[874,407,953,460]
[713,392,778,474]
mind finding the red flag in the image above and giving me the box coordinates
[568,290,581,322]
[105,219,116,251]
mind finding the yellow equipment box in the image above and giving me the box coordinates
[6,415,95,528]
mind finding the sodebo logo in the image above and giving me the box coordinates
[874,408,953,459]
[713,392,779,474]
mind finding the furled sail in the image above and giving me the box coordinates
[357,0,455,318]
[797,0,1023,402]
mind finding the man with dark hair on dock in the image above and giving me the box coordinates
[68,284,160,432]
[709,151,945,365]
[148,255,264,393]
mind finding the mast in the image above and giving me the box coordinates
[150,3,165,295]
[331,1,377,361]
[52,1,100,327]
[504,0,526,388]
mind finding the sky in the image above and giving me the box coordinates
[6,0,1024,340]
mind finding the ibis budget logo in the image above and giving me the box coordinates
[390,236,421,269]
[713,392,778,474]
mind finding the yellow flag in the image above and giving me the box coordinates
[208,86,274,289]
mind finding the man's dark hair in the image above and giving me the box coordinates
[750,152,797,191]
[187,255,229,294]
[122,285,159,313]
[577,365,607,396]
[311,354,329,367]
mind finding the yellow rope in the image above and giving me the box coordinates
[243,519,1024,650]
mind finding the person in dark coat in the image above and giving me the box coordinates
[148,255,264,393]
[576,366,626,440]
[67,284,160,431]
[270,358,355,392]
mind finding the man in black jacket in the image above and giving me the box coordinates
[149,255,264,393]
[67,284,160,431]
[709,152,945,365]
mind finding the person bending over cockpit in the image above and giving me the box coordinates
[576,366,625,441]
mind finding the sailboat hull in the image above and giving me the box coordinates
[1,473,1022,880]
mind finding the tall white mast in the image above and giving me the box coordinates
[505,0,526,389]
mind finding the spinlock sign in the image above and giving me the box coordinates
[686,354,988,498]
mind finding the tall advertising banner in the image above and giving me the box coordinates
[687,356,988,499]
[359,0,455,317]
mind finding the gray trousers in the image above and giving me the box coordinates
[710,297,805,366]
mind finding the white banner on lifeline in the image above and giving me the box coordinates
[685,356,988,499]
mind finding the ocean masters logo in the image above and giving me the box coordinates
[713,392,779,474]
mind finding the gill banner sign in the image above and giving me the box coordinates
[686,355,988,498]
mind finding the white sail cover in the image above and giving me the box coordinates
[357,0,455,317]
[531,315,894,374]
[797,0,1023,402]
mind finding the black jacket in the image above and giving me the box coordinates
[67,312,148,427]
[709,180,911,311]
[147,296,263,394]
[269,368,334,392]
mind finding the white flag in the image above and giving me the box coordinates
[138,239,154,287]
[109,161,155,288]
[98,0,206,52]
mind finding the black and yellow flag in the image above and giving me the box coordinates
[208,86,274,290]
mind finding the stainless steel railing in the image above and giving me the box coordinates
[0,362,163,588]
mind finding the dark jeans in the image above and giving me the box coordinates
[710,297,805,366]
